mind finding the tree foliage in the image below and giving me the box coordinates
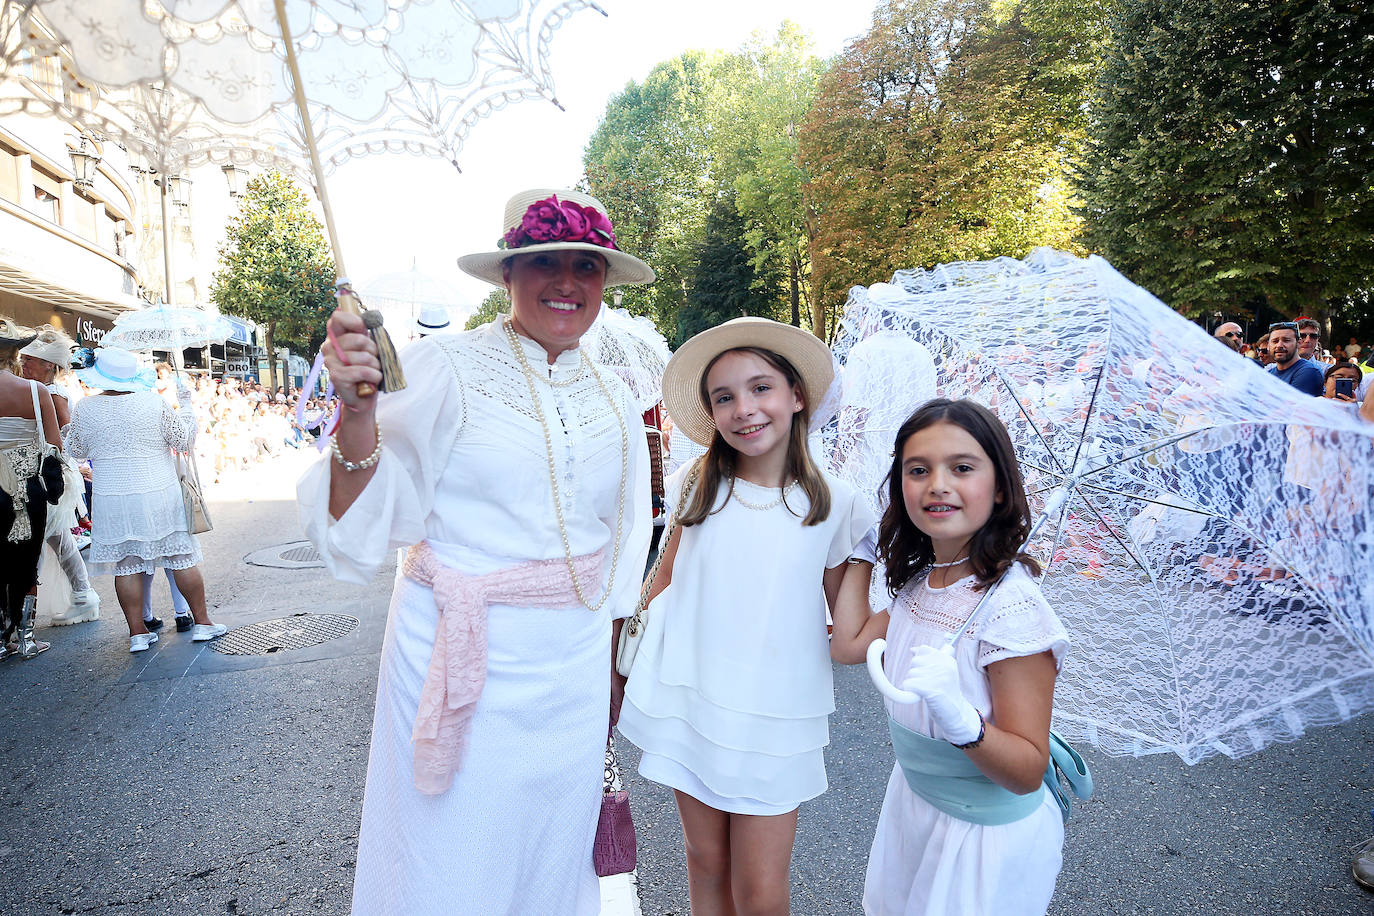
[464,289,509,331]
[210,172,335,388]
[583,26,825,340]
[678,196,783,345]
[799,0,1104,331]
[1076,0,1374,319]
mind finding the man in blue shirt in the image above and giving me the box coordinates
[1266,322,1324,396]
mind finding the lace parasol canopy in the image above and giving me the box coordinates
[828,248,1374,763]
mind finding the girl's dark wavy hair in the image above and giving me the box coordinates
[878,398,1040,595]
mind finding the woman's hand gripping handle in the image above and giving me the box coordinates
[324,309,382,411]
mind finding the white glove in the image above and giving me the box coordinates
[901,644,983,746]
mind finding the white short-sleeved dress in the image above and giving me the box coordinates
[618,466,875,815]
[298,322,651,916]
[863,563,1070,916]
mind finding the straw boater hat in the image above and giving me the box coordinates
[20,327,75,367]
[74,348,155,393]
[662,317,835,447]
[457,188,655,288]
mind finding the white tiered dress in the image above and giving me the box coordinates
[65,391,200,576]
[863,564,1069,916]
[298,321,651,916]
[619,467,875,814]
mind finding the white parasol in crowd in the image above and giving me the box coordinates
[830,248,1374,764]
[100,304,241,354]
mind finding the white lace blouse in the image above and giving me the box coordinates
[298,320,652,617]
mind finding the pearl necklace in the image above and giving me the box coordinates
[731,480,797,511]
[929,556,969,569]
[503,319,628,613]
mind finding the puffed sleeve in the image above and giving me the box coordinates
[607,381,653,620]
[296,339,466,584]
[976,563,1070,671]
[825,475,879,568]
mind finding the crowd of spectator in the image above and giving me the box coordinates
[1212,318,1374,422]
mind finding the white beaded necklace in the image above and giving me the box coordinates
[731,480,798,511]
[503,319,628,613]
[929,556,969,569]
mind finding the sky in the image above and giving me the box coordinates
[188,0,880,327]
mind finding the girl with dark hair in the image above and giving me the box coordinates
[618,318,875,916]
[830,398,1069,916]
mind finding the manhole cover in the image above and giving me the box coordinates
[244,540,325,569]
[211,613,359,656]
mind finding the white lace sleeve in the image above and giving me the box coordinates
[976,563,1070,670]
[825,476,880,568]
[159,400,197,451]
[297,338,467,584]
[64,403,88,460]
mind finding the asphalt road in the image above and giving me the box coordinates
[0,450,1370,915]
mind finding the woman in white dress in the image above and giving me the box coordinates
[302,188,654,915]
[831,399,1069,916]
[19,326,101,625]
[65,349,226,652]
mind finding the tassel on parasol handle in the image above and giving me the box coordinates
[272,0,405,397]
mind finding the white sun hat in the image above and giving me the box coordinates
[73,348,155,393]
[662,317,836,447]
[415,305,451,336]
[457,188,655,288]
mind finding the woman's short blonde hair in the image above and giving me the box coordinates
[0,316,35,373]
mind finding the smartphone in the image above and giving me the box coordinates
[1335,377,1356,398]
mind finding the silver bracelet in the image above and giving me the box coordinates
[331,422,383,472]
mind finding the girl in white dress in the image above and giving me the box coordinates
[618,317,875,916]
[830,398,1069,916]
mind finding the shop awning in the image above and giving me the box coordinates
[0,254,144,319]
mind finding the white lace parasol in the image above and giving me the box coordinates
[829,248,1374,763]
[1,0,606,177]
[100,304,242,352]
[584,306,671,413]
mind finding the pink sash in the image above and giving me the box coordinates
[402,541,604,795]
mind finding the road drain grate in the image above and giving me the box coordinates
[244,541,326,569]
[211,613,359,656]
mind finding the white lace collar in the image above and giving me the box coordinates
[481,318,585,381]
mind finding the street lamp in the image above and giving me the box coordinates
[68,135,100,191]
[612,288,624,308]
[221,163,249,198]
[167,173,192,208]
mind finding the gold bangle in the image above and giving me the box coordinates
[331,422,382,472]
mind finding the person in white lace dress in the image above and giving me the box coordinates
[65,349,226,652]
[303,189,654,915]
[831,399,1069,916]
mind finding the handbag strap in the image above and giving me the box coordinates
[626,458,702,636]
[29,380,46,445]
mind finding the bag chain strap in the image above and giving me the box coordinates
[625,459,701,638]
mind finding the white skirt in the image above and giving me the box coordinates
[863,763,1064,916]
[350,568,611,916]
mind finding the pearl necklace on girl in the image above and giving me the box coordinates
[731,480,798,511]
[929,556,969,569]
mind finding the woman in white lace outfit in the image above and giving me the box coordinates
[300,188,654,915]
[65,349,226,653]
[19,326,101,625]
[0,316,62,659]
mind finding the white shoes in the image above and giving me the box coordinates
[190,623,228,642]
[129,631,160,653]
[51,588,101,626]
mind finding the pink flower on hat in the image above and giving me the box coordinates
[501,195,619,251]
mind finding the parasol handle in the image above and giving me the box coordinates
[866,639,921,705]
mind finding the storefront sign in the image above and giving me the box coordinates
[225,356,253,375]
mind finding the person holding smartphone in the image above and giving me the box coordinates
[1323,362,1374,423]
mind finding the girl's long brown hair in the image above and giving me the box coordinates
[878,398,1040,595]
[676,346,831,527]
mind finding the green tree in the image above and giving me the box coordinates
[464,289,509,331]
[210,172,335,390]
[1076,0,1374,319]
[799,0,1103,331]
[678,196,783,345]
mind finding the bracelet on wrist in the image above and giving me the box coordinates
[331,421,383,472]
[951,710,986,750]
